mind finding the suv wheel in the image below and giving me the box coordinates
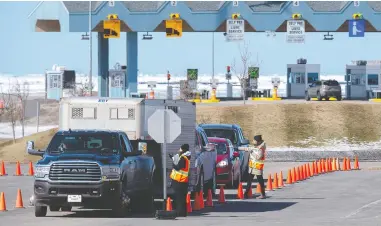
[317,92,323,101]
[35,206,47,217]
[325,97,330,101]
[305,92,311,101]
[336,96,342,101]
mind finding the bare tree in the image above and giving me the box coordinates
[14,79,30,138]
[1,80,19,143]
[231,41,263,104]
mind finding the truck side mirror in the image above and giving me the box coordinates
[26,140,44,156]
[138,142,147,154]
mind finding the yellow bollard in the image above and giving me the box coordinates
[211,88,217,100]
[272,88,278,99]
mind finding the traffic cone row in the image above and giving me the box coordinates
[0,161,35,176]
[0,189,25,212]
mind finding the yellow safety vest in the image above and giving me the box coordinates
[170,155,190,183]
[248,145,266,170]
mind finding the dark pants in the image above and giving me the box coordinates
[172,181,188,217]
[246,174,266,196]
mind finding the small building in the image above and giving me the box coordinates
[46,65,76,100]
[286,59,320,98]
[109,64,128,98]
[345,60,380,100]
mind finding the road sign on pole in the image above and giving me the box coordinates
[226,19,245,41]
[232,1,238,7]
[286,20,305,43]
[354,1,360,7]
[103,19,120,38]
[166,19,182,37]
[148,108,182,207]
[349,19,365,37]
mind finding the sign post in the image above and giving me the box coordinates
[148,108,181,209]
[286,20,305,43]
[226,19,245,41]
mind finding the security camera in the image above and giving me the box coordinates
[223,32,227,36]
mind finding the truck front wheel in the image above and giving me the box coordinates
[35,206,47,217]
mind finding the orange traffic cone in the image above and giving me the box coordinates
[354,156,360,170]
[278,171,284,188]
[28,162,34,176]
[15,189,24,208]
[193,192,201,210]
[328,158,332,172]
[342,158,347,171]
[314,161,318,175]
[186,193,192,213]
[291,168,296,183]
[286,169,292,184]
[302,165,306,180]
[272,173,278,189]
[14,161,22,176]
[256,183,262,194]
[237,182,244,199]
[317,160,321,174]
[331,158,336,171]
[166,197,173,211]
[218,185,226,204]
[199,191,205,209]
[299,166,303,181]
[306,163,311,178]
[205,189,213,207]
[0,161,6,176]
[0,192,6,212]
[247,186,253,198]
[336,158,340,171]
[347,157,352,170]
[325,159,329,173]
[295,167,300,181]
[266,174,273,191]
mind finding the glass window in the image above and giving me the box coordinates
[351,75,365,85]
[307,73,319,83]
[48,133,119,154]
[227,139,234,159]
[291,72,305,84]
[204,129,238,145]
[323,80,339,86]
[122,133,132,152]
[214,143,228,155]
[368,74,379,85]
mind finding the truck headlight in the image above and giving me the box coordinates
[217,159,228,168]
[34,166,50,178]
[101,166,120,180]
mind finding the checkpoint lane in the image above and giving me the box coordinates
[1,164,381,225]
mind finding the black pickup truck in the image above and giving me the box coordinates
[28,129,155,217]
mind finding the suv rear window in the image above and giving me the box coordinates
[323,80,339,86]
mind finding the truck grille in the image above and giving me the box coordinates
[49,162,101,182]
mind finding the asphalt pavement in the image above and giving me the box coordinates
[1,162,381,226]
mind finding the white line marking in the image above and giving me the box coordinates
[344,198,381,218]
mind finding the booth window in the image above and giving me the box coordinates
[368,74,379,85]
[307,73,319,83]
[351,74,365,85]
[49,74,61,88]
[71,107,97,119]
[290,72,305,84]
[63,70,76,89]
[110,108,135,120]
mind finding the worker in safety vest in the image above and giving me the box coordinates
[238,135,266,199]
[169,144,191,217]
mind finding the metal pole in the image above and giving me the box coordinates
[89,0,93,96]
[44,70,47,102]
[162,107,167,209]
[212,32,215,82]
[36,101,40,133]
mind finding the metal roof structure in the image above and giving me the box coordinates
[28,1,381,32]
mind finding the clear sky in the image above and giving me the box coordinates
[0,1,380,77]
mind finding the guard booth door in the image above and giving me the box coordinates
[350,74,366,99]
[109,70,126,98]
[47,72,63,100]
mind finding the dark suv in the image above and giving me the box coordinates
[305,79,342,101]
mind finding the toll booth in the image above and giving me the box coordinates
[47,65,76,100]
[286,59,320,98]
[109,64,127,98]
[345,60,380,100]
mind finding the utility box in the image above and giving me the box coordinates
[346,60,381,100]
[47,65,76,100]
[109,64,127,98]
[286,59,320,98]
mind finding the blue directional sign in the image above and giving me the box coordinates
[348,19,365,37]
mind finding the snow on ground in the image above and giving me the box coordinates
[0,123,57,140]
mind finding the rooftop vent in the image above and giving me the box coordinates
[356,60,367,66]
[297,58,307,64]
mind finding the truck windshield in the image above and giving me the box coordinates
[214,143,228,155]
[47,134,119,154]
[204,129,238,145]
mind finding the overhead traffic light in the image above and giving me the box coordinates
[292,13,302,19]
[167,71,171,81]
[170,13,180,19]
[232,14,241,19]
[107,14,119,20]
[353,13,363,19]
[227,66,231,73]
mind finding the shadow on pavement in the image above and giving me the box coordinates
[51,210,156,219]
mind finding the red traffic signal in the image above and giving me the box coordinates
[167,72,171,81]
[227,66,231,73]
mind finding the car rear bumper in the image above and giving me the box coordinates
[34,180,121,207]
[321,91,341,97]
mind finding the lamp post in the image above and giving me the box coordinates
[89,0,93,96]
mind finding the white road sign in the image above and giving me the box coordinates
[233,1,238,7]
[354,1,360,7]
[226,19,245,41]
[293,1,299,6]
[286,20,305,43]
[108,1,115,7]
[148,109,181,143]
[170,1,177,6]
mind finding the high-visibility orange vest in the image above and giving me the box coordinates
[170,155,190,183]
[249,145,266,170]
